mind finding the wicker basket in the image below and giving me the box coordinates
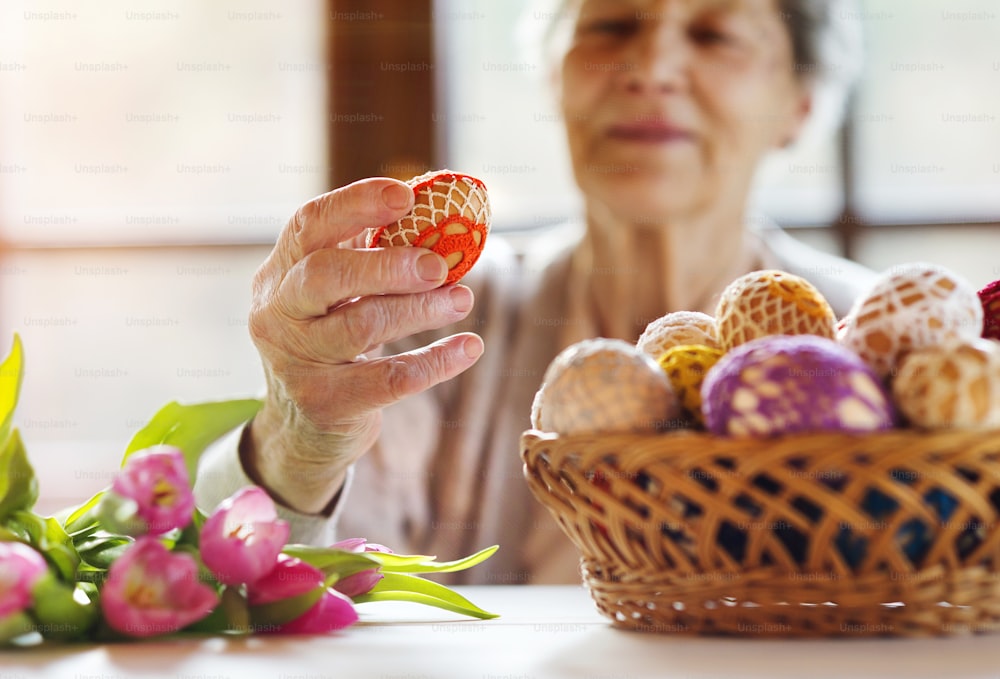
[521,428,1000,637]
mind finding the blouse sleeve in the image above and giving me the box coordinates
[192,423,354,546]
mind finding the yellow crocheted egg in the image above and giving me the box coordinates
[839,263,984,380]
[715,270,836,351]
[534,338,680,435]
[656,344,723,427]
[892,339,1000,428]
[636,311,719,358]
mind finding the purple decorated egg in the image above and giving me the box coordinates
[702,335,895,437]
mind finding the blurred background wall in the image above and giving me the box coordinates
[0,0,997,512]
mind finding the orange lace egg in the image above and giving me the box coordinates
[367,170,491,285]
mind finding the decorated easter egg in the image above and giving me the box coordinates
[529,386,546,430]
[656,344,723,427]
[636,311,719,358]
[979,279,1000,341]
[534,338,680,435]
[714,270,837,351]
[891,339,1000,429]
[838,263,983,380]
[367,170,491,285]
[701,335,895,437]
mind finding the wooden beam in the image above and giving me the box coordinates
[327,0,437,188]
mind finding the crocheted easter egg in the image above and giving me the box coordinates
[534,338,680,435]
[529,386,545,430]
[714,270,837,351]
[701,335,895,437]
[656,344,723,427]
[636,311,719,358]
[892,339,1000,428]
[838,263,983,380]
[979,279,1000,341]
[366,170,491,285]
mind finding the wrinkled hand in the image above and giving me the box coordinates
[245,178,484,514]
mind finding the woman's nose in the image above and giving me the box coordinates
[621,21,689,94]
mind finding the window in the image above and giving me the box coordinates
[0,1,329,511]
[850,0,1000,224]
[0,0,328,245]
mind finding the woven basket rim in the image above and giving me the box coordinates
[522,426,1000,449]
[520,426,1000,636]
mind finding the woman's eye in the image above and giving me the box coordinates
[689,26,734,46]
[580,18,639,38]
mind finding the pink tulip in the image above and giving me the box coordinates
[101,537,218,638]
[200,487,290,586]
[330,538,392,597]
[110,446,195,535]
[269,589,358,634]
[0,542,48,618]
[247,554,324,606]
[247,555,358,634]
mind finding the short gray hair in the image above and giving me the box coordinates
[780,0,863,143]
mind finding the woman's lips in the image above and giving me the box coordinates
[606,122,695,143]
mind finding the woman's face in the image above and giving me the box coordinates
[558,0,810,225]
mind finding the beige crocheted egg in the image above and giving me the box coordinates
[366,170,491,285]
[529,386,546,430]
[715,270,837,351]
[892,339,1000,428]
[839,263,984,380]
[534,338,680,435]
[656,344,723,427]
[636,311,719,358]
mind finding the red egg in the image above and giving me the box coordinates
[979,279,1000,341]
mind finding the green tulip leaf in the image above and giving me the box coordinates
[0,334,25,448]
[367,545,499,574]
[123,398,263,481]
[220,585,250,634]
[60,492,105,536]
[75,534,132,570]
[0,429,38,521]
[6,510,80,581]
[281,545,386,579]
[181,604,231,635]
[0,611,35,645]
[30,573,98,641]
[175,514,203,549]
[354,573,498,620]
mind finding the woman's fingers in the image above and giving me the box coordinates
[275,246,448,320]
[296,285,475,362]
[279,177,415,264]
[349,333,485,412]
[267,333,484,429]
[256,284,474,365]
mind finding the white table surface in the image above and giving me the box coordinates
[4,585,1000,679]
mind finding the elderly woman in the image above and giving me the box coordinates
[195,0,874,583]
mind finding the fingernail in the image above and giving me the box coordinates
[463,335,484,359]
[449,286,473,313]
[381,184,412,210]
[417,252,447,282]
